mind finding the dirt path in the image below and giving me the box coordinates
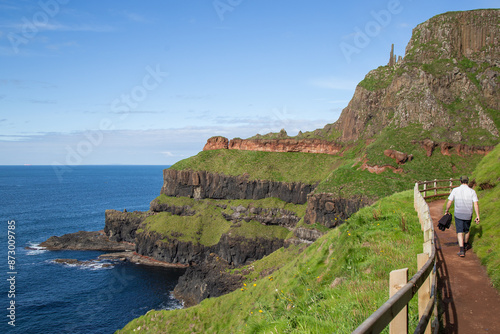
[429,200,500,333]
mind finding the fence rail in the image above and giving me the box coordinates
[352,183,438,334]
[417,178,460,199]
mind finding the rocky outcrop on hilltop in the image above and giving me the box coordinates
[161,169,314,204]
[228,138,343,154]
[334,9,500,144]
[203,136,229,150]
[415,139,496,157]
[405,10,500,64]
[203,136,343,155]
[384,149,413,164]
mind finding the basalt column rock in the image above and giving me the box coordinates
[161,169,314,204]
[304,193,372,228]
[104,210,152,243]
[134,231,286,267]
[173,253,244,307]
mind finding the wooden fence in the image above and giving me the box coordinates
[352,183,439,334]
[418,178,460,199]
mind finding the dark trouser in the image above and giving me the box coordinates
[455,216,471,234]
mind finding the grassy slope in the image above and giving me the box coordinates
[142,195,305,245]
[315,135,482,200]
[169,149,344,184]
[118,190,424,333]
[470,144,500,288]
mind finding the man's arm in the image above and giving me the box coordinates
[474,201,480,224]
[445,200,453,214]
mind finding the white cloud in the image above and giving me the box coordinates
[0,21,115,33]
[45,40,79,51]
[0,118,336,165]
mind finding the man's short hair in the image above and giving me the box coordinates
[460,175,469,184]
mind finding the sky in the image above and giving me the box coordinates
[0,0,497,165]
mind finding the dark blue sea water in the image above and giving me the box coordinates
[0,166,186,334]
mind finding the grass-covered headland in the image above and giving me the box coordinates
[118,190,424,333]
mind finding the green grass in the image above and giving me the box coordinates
[364,124,487,174]
[143,195,304,246]
[294,123,342,142]
[170,149,343,184]
[118,190,425,333]
[421,59,454,77]
[153,194,307,218]
[315,164,411,200]
[358,65,395,91]
[470,144,500,289]
[314,125,485,200]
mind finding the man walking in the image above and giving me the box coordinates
[445,175,480,257]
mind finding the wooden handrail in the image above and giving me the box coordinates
[419,185,459,192]
[352,183,438,334]
[418,178,461,199]
[417,178,459,186]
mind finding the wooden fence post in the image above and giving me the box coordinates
[423,240,433,256]
[423,182,427,198]
[414,183,419,211]
[417,253,431,334]
[389,268,408,334]
[434,179,437,196]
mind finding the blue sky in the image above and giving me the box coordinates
[0,0,497,165]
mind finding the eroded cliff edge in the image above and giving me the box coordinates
[160,168,314,204]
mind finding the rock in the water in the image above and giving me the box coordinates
[40,230,134,251]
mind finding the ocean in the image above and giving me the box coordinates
[0,165,186,334]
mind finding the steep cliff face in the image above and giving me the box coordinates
[202,136,343,155]
[173,253,244,307]
[405,10,500,64]
[304,193,372,228]
[161,168,314,204]
[134,230,285,267]
[334,9,500,144]
[104,210,152,243]
[149,198,196,215]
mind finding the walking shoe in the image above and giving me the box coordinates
[465,243,472,251]
[457,250,465,257]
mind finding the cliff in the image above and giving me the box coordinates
[334,9,500,144]
[160,168,314,204]
[203,135,343,155]
[45,10,500,316]
[200,10,499,153]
